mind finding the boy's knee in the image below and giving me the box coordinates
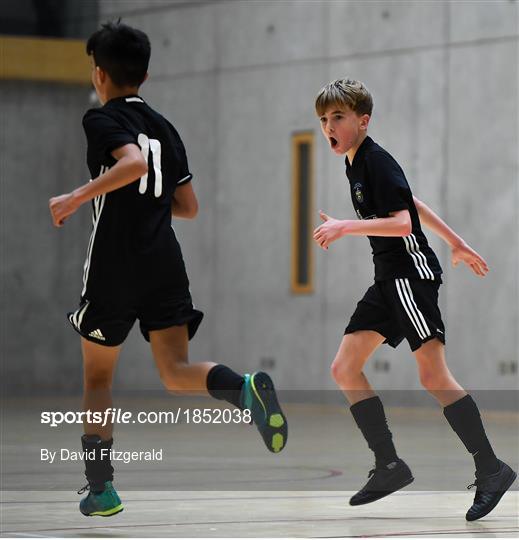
[157,360,188,393]
[330,360,342,382]
[419,369,446,391]
[84,370,113,390]
[160,373,181,393]
[331,355,361,384]
[161,378,182,394]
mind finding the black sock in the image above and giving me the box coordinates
[443,394,499,475]
[81,434,114,493]
[206,364,244,409]
[350,396,399,468]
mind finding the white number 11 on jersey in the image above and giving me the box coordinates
[138,133,162,197]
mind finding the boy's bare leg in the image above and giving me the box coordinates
[414,338,496,472]
[414,338,516,521]
[330,330,385,404]
[82,337,121,440]
[149,324,215,393]
[413,338,466,406]
[149,324,288,453]
[79,337,122,510]
[331,330,413,506]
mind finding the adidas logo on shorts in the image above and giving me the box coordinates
[88,328,106,341]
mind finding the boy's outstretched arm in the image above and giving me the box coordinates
[313,209,411,249]
[413,196,489,277]
[49,143,147,227]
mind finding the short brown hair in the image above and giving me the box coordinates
[315,79,373,117]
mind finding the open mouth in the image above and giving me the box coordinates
[329,136,338,148]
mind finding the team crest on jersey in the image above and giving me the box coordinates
[354,183,364,203]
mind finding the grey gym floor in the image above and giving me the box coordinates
[1,398,518,538]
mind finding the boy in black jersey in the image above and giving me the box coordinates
[49,22,286,517]
[313,79,516,521]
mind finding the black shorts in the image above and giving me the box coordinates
[67,290,204,347]
[345,278,445,352]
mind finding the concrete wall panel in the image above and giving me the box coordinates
[101,0,189,17]
[212,62,328,387]
[216,0,326,69]
[107,4,218,77]
[328,0,447,57]
[450,0,518,42]
[444,40,518,390]
[1,82,91,392]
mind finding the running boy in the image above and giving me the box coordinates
[313,79,516,521]
[49,22,287,517]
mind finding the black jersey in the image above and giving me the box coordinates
[81,95,193,304]
[345,136,442,282]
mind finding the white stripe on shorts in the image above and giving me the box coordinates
[402,278,430,337]
[395,278,430,340]
[76,301,90,330]
[70,301,89,330]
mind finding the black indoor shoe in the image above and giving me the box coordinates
[349,459,414,506]
[465,459,517,521]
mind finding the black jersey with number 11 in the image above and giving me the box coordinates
[81,95,193,305]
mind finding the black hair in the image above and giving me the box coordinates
[86,21,151,87]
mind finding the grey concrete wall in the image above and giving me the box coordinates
[1,82,92,393]
[2,0,518,394]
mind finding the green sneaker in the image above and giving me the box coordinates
[78,481,123,517]
[240,372,287,453]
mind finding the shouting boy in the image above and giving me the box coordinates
[313,78,516,521]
